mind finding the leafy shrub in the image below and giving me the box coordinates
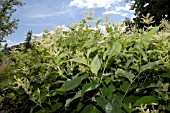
[0,16,170,113]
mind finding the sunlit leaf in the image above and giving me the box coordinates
[87,47,97,58]
[64,75,88,91]
[69,57,87,65]
[108,42,122,59]
[115,69,135,82]
[142,27,159,47]
[82,39,93,48]
[38,91,46,104]
[56,53,67,63]
[141,61,160,71]
[90,54,101,75]
[65,91,81,107]
[81,82,99,96]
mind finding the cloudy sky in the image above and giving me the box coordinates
[5,0,135,46]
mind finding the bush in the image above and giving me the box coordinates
[0,16,170,113]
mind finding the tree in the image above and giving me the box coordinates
[24,30,32,52]
[0,0,23,42]
[130,0,170,28]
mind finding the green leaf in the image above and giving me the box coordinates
[141,62,160,71]
[111,94,122,113]
[134,96,158,106]
[63,75,88,91]
[123,95,139,104]
[115,69,135,82]
[52,102,62,112]
[56,53,67,63]
[142,27,159,47]
[165,104,170,111]
[122,103,131,113]
[108,42,122,57]
[90,54,101,75]
[96,96,109,111]
[81,104,100,113]
[65,91,81,107]
[46,89,64,97]
[87,47,97,58]
[104,77,112,85]
[101,85,107,96]
[32,63,45,68]
[69,57,87,65]
[77,102,83,111]
[126,57,135,67]
[38,91,46,104]
[120,81,130,92]
[81,82,99,96]
[106,84,115,98]
[160,72,170,78]
[82,39,93,48]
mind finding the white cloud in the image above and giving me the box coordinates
[69,0,123,9]
[103,10,121,15]
[103,10,128,17]
[103,3,134,18]
[121,13,128,17]
[116,3,133,12]
[1,40,23,47]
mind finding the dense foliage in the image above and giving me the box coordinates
[0,16,170,113]
[0,0,23,43]
[130,0,170,28]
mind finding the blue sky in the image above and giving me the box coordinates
[5,0,135,46]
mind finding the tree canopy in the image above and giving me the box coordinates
[130,0,170,28]
[0,0,23,42]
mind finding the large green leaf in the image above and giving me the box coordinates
[111,94,123,113]
[108,42,122,59]
[141,61,160,72]
[142,27,159,47]
[87,47,97,58]
[81,104,101,113]
[101,84,114,98]
[90,54,101,75]
[56,53,67,63]
[77,102,83,112]
[115,69,135,82]
[111,42,122,53]
[96,96,109,111]
[165,104,170,112]
[81,82,99,96]
[69,57,87,65]
[56,75,88,91]
[52,102,62,112]
[82,39,93,48]
[160,72,170,78]
[134,96,158,106]
[120,81,130,93]
[38,91,46,104]
[65,91,81,107]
